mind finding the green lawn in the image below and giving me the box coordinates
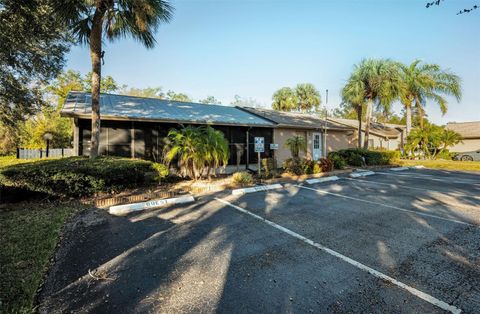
[399,159,480,172]
[0,155,37,168]
[0,202,84,313]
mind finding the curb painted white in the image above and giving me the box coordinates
[232,184,283,195]
[109,195,195,216]
[412,165,426,169]
[390,167,409,171]
[215,197,462,314]
[350,171,375,178]
[306,176,340,184]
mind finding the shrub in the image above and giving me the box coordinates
[261,158,278,178]
[232,171,253,186]
[316,158,333,173]
[302,159,315,175]
[283,158,304,175]
[327,152,346,170]
[0,157,169,198]
[332,148,399,167]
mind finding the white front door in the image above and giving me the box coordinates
[312,132,322,160]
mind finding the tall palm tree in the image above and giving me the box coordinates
[341,73,365,148]
[399,60,462,134]
[54,0,173,158]
[272,87,297,112]
[295,83,321,113]
[343,59,405,149]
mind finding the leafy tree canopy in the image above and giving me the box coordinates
[199,96,221,104]
[271,84,321,113]
[231,95,264,108]
[119,86,165,99]
[166,90,192,102]
[0,0,71,126]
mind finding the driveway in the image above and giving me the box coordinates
[38,168,480,313]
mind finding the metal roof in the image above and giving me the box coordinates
[446,121,480,139]
[327,118,403,139]
[238,107,352,131]
[61,92,275,127]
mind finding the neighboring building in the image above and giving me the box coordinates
[445,121,480,152]
[327,118,406,150]
[240,107,355,165]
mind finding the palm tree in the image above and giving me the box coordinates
[272,87,297,111]
[203,126,229,179]
[399,60,462,134]
[341,73,366,148]
[343,59,405,149]
[54,0,173,158]
[285,136,307,158]
[295,83,321,113]
[163,125,229,180]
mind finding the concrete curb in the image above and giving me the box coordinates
[306,176,340,184]
[390,167,409,171]
[109,195,195,216]
[232,184,283,195]
[350,171,375,178]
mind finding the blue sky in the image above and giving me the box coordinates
[66,0,479,124]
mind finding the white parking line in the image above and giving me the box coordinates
[294,185,476,227]
[215,197,461,314]
[346,177,480,202]
[345,177,480,209]
[376,172,480,185]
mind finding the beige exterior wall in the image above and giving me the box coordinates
[353,131,402,150]
[326,130,356,152]
[273,128,310,165]
[449,138,480,152]
[273,128,354,165]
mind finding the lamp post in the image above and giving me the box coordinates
[43,132,53,158]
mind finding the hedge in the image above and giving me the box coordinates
[0,157,169,198]
[328,149,400,167]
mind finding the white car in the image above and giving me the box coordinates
[454,150,480,161]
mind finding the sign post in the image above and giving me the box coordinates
[254,137,264,176]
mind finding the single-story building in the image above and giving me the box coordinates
[445,121,480,152]
[239,107,355,165]
[62,92,276,166]
[61,92,402,168]
[327,118,406,150]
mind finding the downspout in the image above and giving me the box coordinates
[246,127,252,171]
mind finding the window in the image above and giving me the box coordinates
[314,134,320,149]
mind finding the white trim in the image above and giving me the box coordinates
[214,197,461,314]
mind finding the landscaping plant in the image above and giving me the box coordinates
[0,157,168,198]
[232,171,253,186]
[285,136,307,158]
[163,125,229,180]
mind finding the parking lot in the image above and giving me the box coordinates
[38,168,480,313]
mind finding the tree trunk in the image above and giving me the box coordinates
[415,96,424,129]
[363,100,373,149]
[405,103,412,135]
[356,105,363,148]
[89,5,105,158]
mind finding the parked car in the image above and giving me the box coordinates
[454,150,480,161]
